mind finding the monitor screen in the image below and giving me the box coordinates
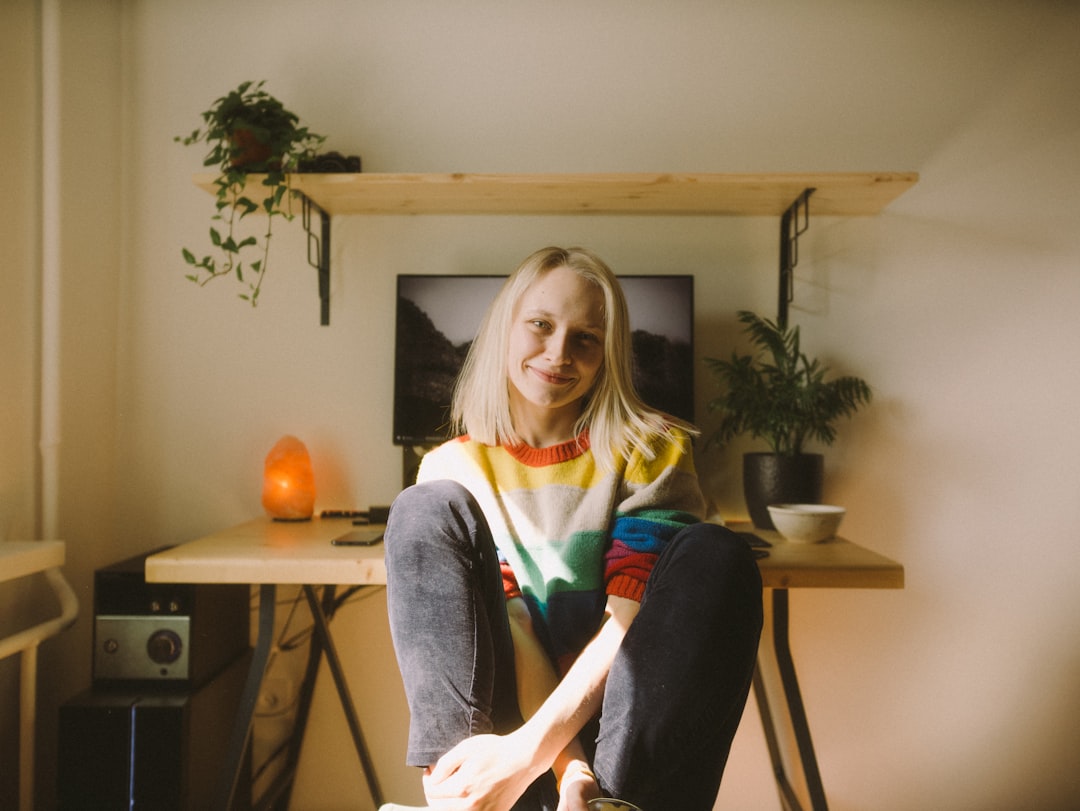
[393,274,694,446]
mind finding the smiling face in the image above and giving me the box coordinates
[506,265,606,447]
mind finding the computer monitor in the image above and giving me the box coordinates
[393,274,694,447]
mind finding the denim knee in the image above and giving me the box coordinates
[644,523,763,620]
[387,479,476,534]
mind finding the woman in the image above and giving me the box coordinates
[383,247,762,811]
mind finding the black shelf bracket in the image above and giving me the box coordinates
[301,194,331,326]
[777,188,815,329]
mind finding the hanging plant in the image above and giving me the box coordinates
[176,80,325,306]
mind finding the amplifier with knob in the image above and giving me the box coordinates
[93,547,249,687]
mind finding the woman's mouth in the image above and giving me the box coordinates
[530,366,575,386]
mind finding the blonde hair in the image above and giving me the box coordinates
[451,246,697,470]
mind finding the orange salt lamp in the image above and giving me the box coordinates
[262,435,316,520]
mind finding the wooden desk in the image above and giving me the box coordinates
[731,522,904,811]
[146,517,387,810]
[145,517,386,586]
[749,526,903,590]
[147,518,903,811]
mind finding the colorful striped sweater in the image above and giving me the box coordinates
[416,428,706,665]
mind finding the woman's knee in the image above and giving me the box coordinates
[388,479,474,522]
[667,523,761,582]
[386,480,484,541]
[648,523,764,628]
[385,479,495,580]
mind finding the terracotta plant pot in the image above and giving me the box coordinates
[229,128,275,169]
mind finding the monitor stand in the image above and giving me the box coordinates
[402,445,433,490]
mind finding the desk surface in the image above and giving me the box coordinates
[145,517,902,590]
[725,522,904,589]
[145,518,386,585]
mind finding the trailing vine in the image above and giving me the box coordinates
[176,81,325,305]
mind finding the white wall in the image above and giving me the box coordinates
[1,1,126,808]
[0,3,43,799]
[7,1,1079,809]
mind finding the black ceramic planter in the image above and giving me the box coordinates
[743,452,824,529]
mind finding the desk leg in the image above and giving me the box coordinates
[754,588,828,811]
[219,583,276,810]
[262,588,334,810]
[303,585,384,808]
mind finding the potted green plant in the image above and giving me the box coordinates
[176,80,325,306]
[705,310,872,529]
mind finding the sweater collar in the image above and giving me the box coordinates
[504,431,590,467]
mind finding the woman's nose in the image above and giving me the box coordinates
[544,331,572,364]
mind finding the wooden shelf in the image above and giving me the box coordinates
[191,170,917,325]
[195,171,917,217]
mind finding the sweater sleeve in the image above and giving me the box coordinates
[604,428,706,601]
[499,554,523,601]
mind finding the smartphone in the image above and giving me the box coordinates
[331,528,384,547]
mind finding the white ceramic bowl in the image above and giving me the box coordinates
[767,504,845,543]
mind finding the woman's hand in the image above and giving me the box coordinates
[422,732,540,811]
[556,759,601,811]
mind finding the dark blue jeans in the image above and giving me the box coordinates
[384,480,763,811]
